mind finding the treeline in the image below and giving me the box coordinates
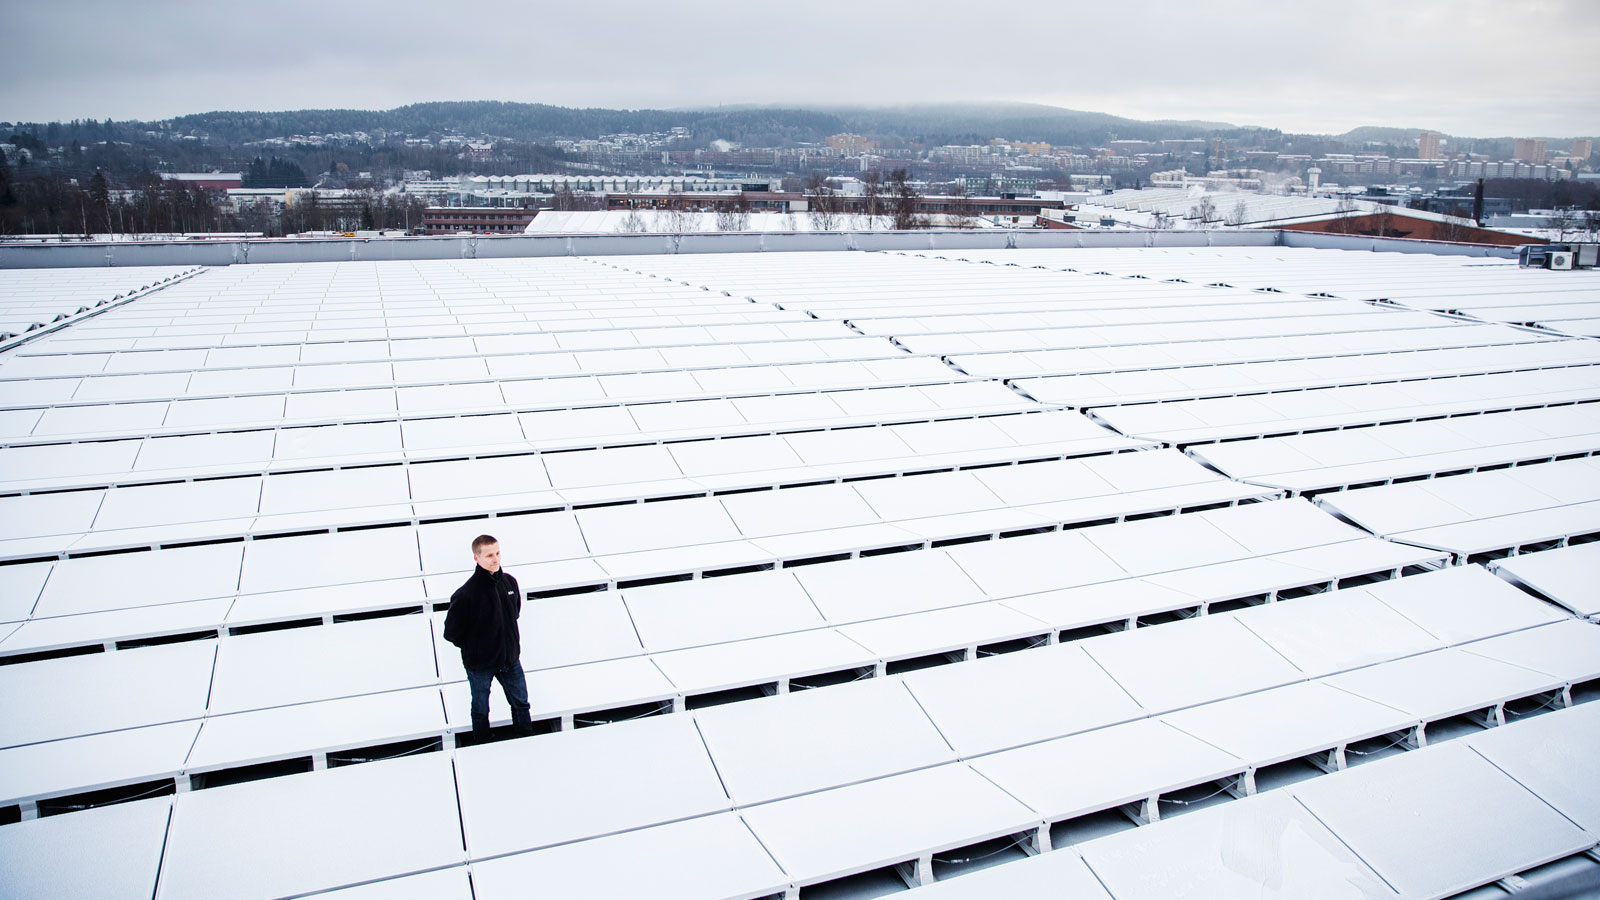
[0,163,428,237]
[11,102,1591,167]
[0,132,571,237]
[275,192,430,235]
[3,127,574,186]
[243,157,309,188]
[0,167,237,236]
[828,103,1228,147]
[10,100,1241,155]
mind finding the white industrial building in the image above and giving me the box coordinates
[0,241,1598,899]
[522,211,997,234]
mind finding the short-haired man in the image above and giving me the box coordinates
[443,534,535,742]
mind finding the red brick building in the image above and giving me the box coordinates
[421,207,537,235]
[160,173,243,191]
[1275,213,1543,246]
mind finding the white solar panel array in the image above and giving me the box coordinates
[0,266,198,342]
[1,247,1598,900]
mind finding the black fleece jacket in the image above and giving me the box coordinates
[443,565,523,672]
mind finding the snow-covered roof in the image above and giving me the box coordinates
[2,246,1598,899]
[522,210,991,234]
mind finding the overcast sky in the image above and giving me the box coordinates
[6,0,1597,138]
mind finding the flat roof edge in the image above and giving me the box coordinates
[0,228,1521,269]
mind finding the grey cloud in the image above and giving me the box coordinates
[3,0,1596,136]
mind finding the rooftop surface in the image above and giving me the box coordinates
[1,245,1598,899]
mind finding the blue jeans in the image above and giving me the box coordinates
[466,664,531,728]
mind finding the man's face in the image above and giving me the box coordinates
[474,542,501,573]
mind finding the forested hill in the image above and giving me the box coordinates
[824,103,1233,145]
[137,100,1237,147]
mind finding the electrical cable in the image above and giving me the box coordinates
[1156,782,1234,806]
[1506,696,1564,717]
[932,835,1029,866]
[1345,732,1414,756]
[328,739,440,765]
[573,701,670,726]
[46,780,173,812]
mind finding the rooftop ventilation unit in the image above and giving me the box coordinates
[1518,243,1598,269]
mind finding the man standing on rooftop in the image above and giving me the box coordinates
[444,534,536,742]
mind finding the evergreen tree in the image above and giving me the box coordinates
[88,169,112,233]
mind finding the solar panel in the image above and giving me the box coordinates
[693,678,956,806]
[1463,700,1600,833]
[156,752,464,900]
[1074,789,1395,900]
[455,714,729,855]
[0,794,173,899]
[1288,741,1592,899]
[469,813,787,900]
[902,643,1143,756]
[740,763,1038,888]
[1493,541,1600,617]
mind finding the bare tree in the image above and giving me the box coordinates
[1545,207,1577,242]
[1331,196,1362,235]
[1189,194,1217,227]
[714,195,752,231]
[888,168,920,230]
[1432,214,1475,243]
[805,173,840,231]
[944,183,978,229]
[1368,204,1395,238]
[617,208,647,233]
[655,191,696,235]
[1584,209,1600,241]
[861,170,883,221]
[1225,197,1250,227]
[1150,212,1173,230]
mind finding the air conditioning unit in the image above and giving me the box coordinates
[1549,251,1574,270]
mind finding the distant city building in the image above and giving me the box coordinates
[1415,195,1513,219]
[1150,169,1264,191]
[161,172,242,191]
[1513,138,1547,164]
[1570,139,1593,161]
[1417,131,1441,160]
[225,187,293,212]
[825,133,877,154]
[596,189,1062,220]
[399,179,456,204]
[467,173,752,196]
[421,207,537,235]
[1446,160,1567,180]
[606,190,795,212]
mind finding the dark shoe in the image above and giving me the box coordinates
[511,707,536,738]
[470,715,493,745]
